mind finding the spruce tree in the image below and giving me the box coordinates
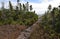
[48,4,52,13]
[17,0,20,2]
[51,7,56,28]
[30,5,33,11]
[9,1,13,11]
[1,2,4,10]
[20,3,22,11]
[23,4,26,11]
[26,2,29,11]
[58,5,60,13]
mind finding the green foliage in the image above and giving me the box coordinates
[41,5,60,33]
[0,1,38,26]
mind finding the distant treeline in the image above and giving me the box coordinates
[41,4,60,33]
[0,1,38,26]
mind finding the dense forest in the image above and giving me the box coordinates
[0,1,38,26]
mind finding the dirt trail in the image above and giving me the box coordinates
[16,19,41,39]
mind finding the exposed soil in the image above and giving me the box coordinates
[29,23,60,39]
[0,24,27,39]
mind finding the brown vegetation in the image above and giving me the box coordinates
[0,24,27,39]
[29,23,60,39]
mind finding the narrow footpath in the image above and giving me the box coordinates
[16,19,41,39]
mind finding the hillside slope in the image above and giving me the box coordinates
[0,24,27,39]
[29,23,60,39]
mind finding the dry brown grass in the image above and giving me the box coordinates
[0,24,27,39]
[29,23,60,39]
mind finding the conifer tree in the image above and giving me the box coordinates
[30,5,33,11]
[26,2,29,11]
[23,4,26,11]
[48,4,52,13]
[58,5,60,13]
[9,1,13,11]
[58,5,60,9]
[17,0,20,2]
[51,7,56,28]
[20,3,22,11]
[1,2,4,10]
[17,0,20,10]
